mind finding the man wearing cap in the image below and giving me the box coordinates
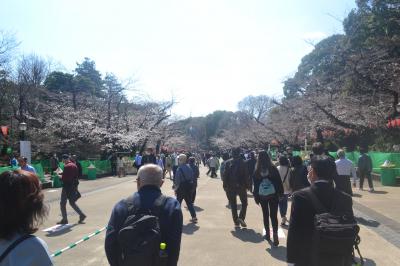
[105,164,183,266]
[58,154,86,224]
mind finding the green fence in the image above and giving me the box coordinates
[32,159,112,177]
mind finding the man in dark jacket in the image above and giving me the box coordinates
[141,147,157,165]
[358,147,374,192]
[223,147,250,227]
[105,164,183,266]
[246,151,256,192]
[287,155,354,266]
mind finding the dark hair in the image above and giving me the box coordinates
[255,150,274,179]
[312,142,324,155]
[360,146,368,154]
[311,155,336,181]
[232,147,241,159]
[188,157,196,164]
[291,156,303,167]
[222,152,230,161]
[0,170,48,239]
[279,156,289,166]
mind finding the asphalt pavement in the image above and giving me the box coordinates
[36,168,400,266]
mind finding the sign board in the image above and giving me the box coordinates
[20,141,32,164]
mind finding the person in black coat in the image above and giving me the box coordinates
[287,155,354,266]
[141,148,157,165]
[289,156,310,192]
[253,150,284,246]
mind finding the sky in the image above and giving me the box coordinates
[0,0,356,117]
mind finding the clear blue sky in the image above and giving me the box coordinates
[0,0,355,117]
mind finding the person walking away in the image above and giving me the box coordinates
[222,147,250,227]
[156,155,165,178]
[174,154,197,223]
[57,154,86,224]
[287,155,357,266]
[253,151,284,246]
[117,156,125,178]
[109,153,117,176]
[246,151,257,192]
[358,147,374,192]
[188,157,200,204]
[134,151,142,172]
[142,148,157,165]
[17,157,36,174]
[50,153,59,174]
[220,152,230,178]
[165,154,173,179]
[207,154,219,178]
[0,170,53,265]
[289,156,310,192]
[105,164,183,266]
[277,156,291,226]
[172,153,179,179]
[335,149,357,196]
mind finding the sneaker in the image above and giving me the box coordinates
[264,233,271,241]
[190,217,198,223]
[237,218,247,227]
[78,215,87,224]
[369,188,375,192]
[57,219,68,225]
[281,216,287,226]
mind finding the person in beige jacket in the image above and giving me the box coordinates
[277,156,292,226]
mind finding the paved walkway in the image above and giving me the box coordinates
[36,168,400,265]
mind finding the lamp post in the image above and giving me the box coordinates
[18,122,31,164]
[19,122,27,141]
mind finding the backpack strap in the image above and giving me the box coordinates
[308,189,327,213]
[0,235,34,263]
[125,194,168,217]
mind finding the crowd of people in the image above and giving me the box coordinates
[0,143,372,265]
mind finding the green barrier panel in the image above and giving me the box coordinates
[0,166,15,174]
[87,167,96,180]
[381,168,397,186]
[32,163,46,182]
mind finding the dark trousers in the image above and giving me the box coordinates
[260,197,279,234]
[172,166,178,180]
[60,184,85,220]
[210,167,217,178]
[278,194,289,217]
[359,171,374,189]
[206,167,211,175]
[192,187,197,203]
[226,189,248,222]
[335,175,353,195]
[177,187,196,218]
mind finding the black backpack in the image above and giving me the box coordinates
[118,194,168,266]
[309,190,364,266]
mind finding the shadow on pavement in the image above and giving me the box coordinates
[225,204,242,210]
[183,223,200,235]
[230,228,264,243]
[363,258,377,266]
[266,246,287,262]
[356,216,380,228]
[369,190,388,195]
[45,224,78,237]
[184,205,204,212]
[352,193,362,198]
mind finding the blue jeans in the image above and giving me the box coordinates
[278,194,289,218]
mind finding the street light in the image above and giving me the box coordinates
[19,122,27,141]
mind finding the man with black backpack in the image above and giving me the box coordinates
[105,164,183,266]
[287,155,363,266]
